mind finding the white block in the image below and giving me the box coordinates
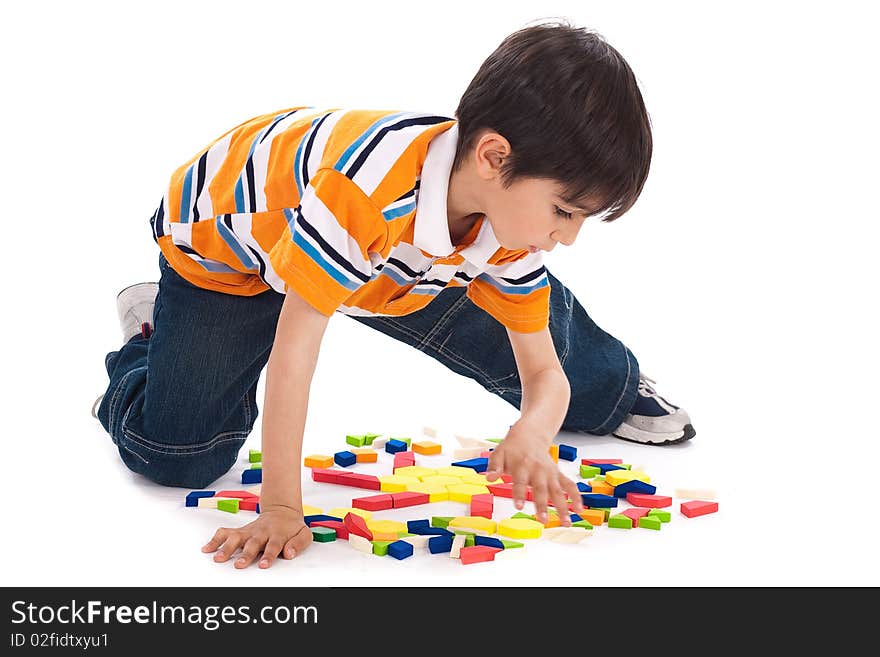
[423,426,438,438]
[544,527,592,544]
[450,534,467,559]
[371,437,389,450]
[454,435,495,450]
[401,535,430,550]
[674,488,718,500]
[453,447,485,459]
[349,533,373,554]
[197,496,235,509]
[244,484,262,496]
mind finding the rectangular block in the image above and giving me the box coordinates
[303,454,334,469]
[385,439,408,454]
[345,434,367,448]
[215,490,258,500]
[413,440,442,455]
[311,520,348,540]
[334,450,357,467]
[185,491,215,507]
[241,468,262,485]
[581,458,623,465]
[353,449,378,463]
[558,444,577,461]
[680,500,719,518]
[248,449,262,463]
[352,494,394,512]
[626,492,672,508]
[390,491,431,508]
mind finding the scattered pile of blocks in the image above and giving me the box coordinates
[185,425,718,564]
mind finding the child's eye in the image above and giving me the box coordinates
[554,206,573,220]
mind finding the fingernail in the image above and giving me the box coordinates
[216,551,224,558]
[287,549,296,558]
[236,558,245,564]
[260,559,268,567]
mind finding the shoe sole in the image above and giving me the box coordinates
[612,423,696,446]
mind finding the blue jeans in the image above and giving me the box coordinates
[97,253,639,488]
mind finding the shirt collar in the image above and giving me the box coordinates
[413,122,501,267]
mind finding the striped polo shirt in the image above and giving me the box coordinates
[149,106,550,332]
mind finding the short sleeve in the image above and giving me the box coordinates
[268,168,387,316]
[466,251,551,333]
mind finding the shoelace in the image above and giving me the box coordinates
[637,373,658,397]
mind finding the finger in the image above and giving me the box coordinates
[511,467,530,510]
[561,474,585,516]
[282,525,314,560]
[550,483,571,527]
[485,451,505,482]
[202,527,230,553]
[258,538,286,569]
[214,532,245,563]
[531,477,550,524]
[234,536,266,569]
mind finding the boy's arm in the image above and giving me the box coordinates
[484,327,584,524]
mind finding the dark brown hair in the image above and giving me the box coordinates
[452,19,652,222]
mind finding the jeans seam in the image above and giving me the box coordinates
[415,293,469,350]
[121,424,248,456]
[108,366,144,439]
[589,343,634,433]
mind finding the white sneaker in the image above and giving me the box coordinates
[611,374,695,445]
[117,282,159,343]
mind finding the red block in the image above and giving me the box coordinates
[459,545,502,565]
[470,493,494,519]
[343,512,373,540]
[622,507,650,527]
[311,520,348,540]
[352,494,394,511]
[581,458,623,465]
[311,468,340,484]
[393,451,416,471]
[215,490,259,499]
[627,493,673,508]
[681,500,719,518]
[335,472,382,490]
[390,491,430,508]
[487,483,514,498]
[239,497,260,512]
[501,474,513,483]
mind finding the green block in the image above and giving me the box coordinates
[621,464,632,470]
[397,532,416,538]
[248,449,261,463]
[217,499,240,513]
[648,509,671,523]
[580,465,600,478]
[452,530,476,537]
[371,540,391,555]
[431,516,453,529]
[571,520,594,530]
[639,515,662,530]
[250,463,262,469]
[500,539,524,549]
[608,514,633,529]
[465,535,476,547]
[346,434,367,447]
[601,508,612,521]
[363,433,381,445]
[486,438,504,444]
[311,526,336,542]
[512,512,536,520]
[594,475,605,481]
[392,436,412,447]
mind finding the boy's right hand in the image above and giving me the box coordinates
[201,504,313,569]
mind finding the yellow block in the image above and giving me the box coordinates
[605,470,651,486]
[413,440,442,455]
[303,454,334,469]
[407,482,450,502]
[548,444,559,463]
[434,466,478,479]
[420,475,464,486]
[497,518,544,539]
[446,483,491,503]
[367,519,408,534]
[463,473,504,486]
[394,466,438,479]
[378,475,421,492]
[589,479,615,495]
[328,507,371,521]
[448,516,497,534]
[351,448,378,463]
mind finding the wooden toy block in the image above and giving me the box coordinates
[239,498,260,512]
[605,470,651,487]
[343,512,373,540]
[370,437,389,450]
[249,462,263,469]
[387,540,414,560]
[544,527,592,543]
[329,507,372,521]
[303,454,333,469]
[681,500,719,518]
[407,483,449,502]
[248,449,262,463]
[450,534,467,558]
[497,518,543,539]
[434,466,478,479]
[582,493,618,508]
[452,447,486,460]
[401,534,431,550]
[595,462,626,474]
[499,539,524,549]
[454,435,494,448]
[215,490,259,500]
[487,482,514,498]
[345,434,367,448]
[580,464,601,479]
[245,484,262,496]
[626,492,672,508]
[486,438,504,443]
[470,493,494,519]
[371,531,400,542]
[431,516,454,529]
[548,444,559,463]
[407,519,430,532]
[311,526,336,542]
[613,479,658,498]
[576,482,592,493]
[396,437,413,447]
[558,444,577,461]
[385,439,408,454]
[363,433,381,445]
[378,474,421,492]
[582,458,623,465]
[448,516,497,534]
[352,449,378,463]
[366,519,409,535]
[579,509,605,526]
[186,491,216,507]
[335,472,382,490]
[459,545,502,565]
[197,496,228,509]
[474,536,505,549]
[217,499,240,513]
[639,515,662,530]
[241,468,262,485]
[310,468,340,484]
[394,465,437,479]
[675,488,718,500]
[588,479,614,495]
[334,450,357,467]
[447,483,491,503]
[311,520,348,540]
[420,474,461,487]
[422,426,438,438]
[648,509,672,523]
[371,541,392,556]
[391,491,431,508]
[352,494,394,512]
[429,534,454,554]
[349,533,373,554]
[622,508,650,527]
[393,451,416,470]
[571,520,593,530]
[303,513,343,525]
[608,514,634,529]
[452,457,489,473]
[413,440,442,455]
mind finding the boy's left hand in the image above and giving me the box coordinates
[484,420,584,525]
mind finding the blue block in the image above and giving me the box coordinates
[612,479,657,498]
[428,535,454,554]
[596,462,626,474]
[558,444,578,462]
[569,513,582,522]
[410,526,454,537]
[334,450,357,467]
[474,536,505,549]
[303,514,343,526]
[241,468,262,484]
[185,491,216,507]
[407,519,430,532]
[576,482,592,493]
[581,493,618,508]
[385,439,408,454]
[387,540,414,560]
[451,457,488,473]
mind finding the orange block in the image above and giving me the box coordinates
[413,441,442,455]
[543,514,561,528]
[352,449,378,463]
[372,531,399,541]
[548,444,559,463]
[589,480,614,496]
[303,454,334,469]
[579,509,605,526]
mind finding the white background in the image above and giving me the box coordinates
[2,0,878,587]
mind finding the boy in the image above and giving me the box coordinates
[93,20,694,569]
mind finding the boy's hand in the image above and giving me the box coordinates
[201,505,313,569]
[485,421,584,526]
